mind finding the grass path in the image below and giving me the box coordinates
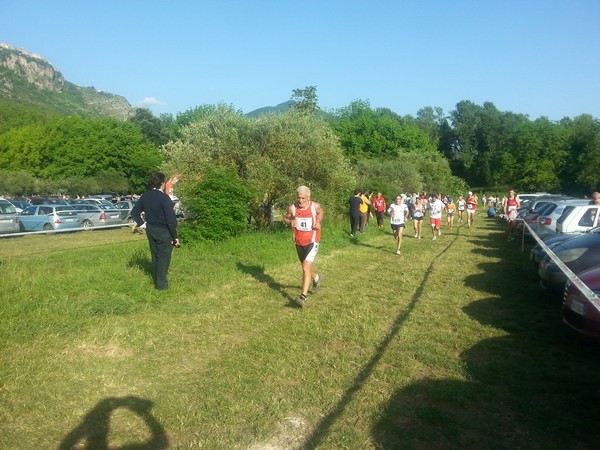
[1,219,599,449]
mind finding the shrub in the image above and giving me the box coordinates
[178,166,255,242]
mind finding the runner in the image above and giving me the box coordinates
[466,191,477,227]
[283,185,324,307]
[428,194,445,240]
[502,189,521,241]
[372,192,387,228]
[387,195,409,254]
[446,197,456,230]
[456,195,466,223]
[412,197,426,239]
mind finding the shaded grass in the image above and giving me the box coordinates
[1,219,599,449]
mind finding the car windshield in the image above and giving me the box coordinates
[0,203,17,214]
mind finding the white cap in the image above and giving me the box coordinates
[468,191,473,195]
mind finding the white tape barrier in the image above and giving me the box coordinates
[0,222,130,238]
[522,219,600,312]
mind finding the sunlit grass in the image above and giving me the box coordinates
[1,219,599,449]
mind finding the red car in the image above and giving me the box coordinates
[562,267,600,341]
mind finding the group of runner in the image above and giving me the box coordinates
[380,191,481,255]
[282,186,489,308]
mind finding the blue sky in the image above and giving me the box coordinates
[1,0,599,120]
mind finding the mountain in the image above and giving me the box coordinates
[0,43,134,121]
[245,100,295,117]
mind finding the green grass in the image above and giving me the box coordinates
[1,219,599,449]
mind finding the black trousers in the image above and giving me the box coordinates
[146,225,174,290]
[350,214,360,235]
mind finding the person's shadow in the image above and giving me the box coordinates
[127,250,153,279]
[236,262,297,306]
[58,396,168,450]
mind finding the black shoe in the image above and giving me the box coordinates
[295,294,307,308]
[312,275,321,293]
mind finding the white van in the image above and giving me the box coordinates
[556,204,600,235]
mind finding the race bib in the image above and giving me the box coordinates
[295,217,313,231]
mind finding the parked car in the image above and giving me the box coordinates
[70,204,123,229]
[19,205,80,232]
[518,199,564,233]
[29,196,70,205]
[6,199,32,213]
[116,200,137,223]
[0,198,20,235]
[88,193,119,203]
[82,197,115,207]
[518,192,552,209]
[562,266,600,341]
[556,204,600,235]
[538,230,600,291]
[535,199,591,238]
[530,232,586,269]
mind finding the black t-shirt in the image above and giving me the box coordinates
[349,196,363,215]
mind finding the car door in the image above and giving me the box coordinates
[20,206,50,230]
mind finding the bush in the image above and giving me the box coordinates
[178,166,255,242]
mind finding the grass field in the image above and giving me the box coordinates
[1,217,599,449]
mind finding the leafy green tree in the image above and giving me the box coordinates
[329,100,434,161]
[559,115,600,194]
[291,86,319,114]
[163,105,355,222]
[0,116,162,192]
[128,108,175,147]
[0,170,37,196]
[504,118,568,191]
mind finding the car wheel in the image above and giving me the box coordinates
[43,223,54,231]
[81,219,93,230]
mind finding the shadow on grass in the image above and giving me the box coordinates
[127,249,153,278]
[302,231,461,449]
[58,396,169,449]
[371,223,600,448]
[236,262,297,306]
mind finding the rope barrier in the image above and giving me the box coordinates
[0,222,130,238]
[520,218,600,311]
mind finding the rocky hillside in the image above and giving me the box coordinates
[0,43,133,120]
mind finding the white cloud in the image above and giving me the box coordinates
[138,97,166,106]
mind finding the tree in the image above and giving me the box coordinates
[0,116,162,192]
[128,108,175,147]
[291,86,319,114]
[565,114,600,194]
[505,118,568,191]
[329,100,435,161]
[162,105,355,224]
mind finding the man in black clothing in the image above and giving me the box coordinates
[131,172,179,290]
[349,189,363,237]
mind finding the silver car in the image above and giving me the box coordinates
[19,205,80,232]
[71,204,124,230]
[0,199,20,235]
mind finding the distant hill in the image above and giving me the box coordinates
[0,43,134,125]
[246,100,295,117]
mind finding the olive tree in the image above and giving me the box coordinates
[162,105,355,228]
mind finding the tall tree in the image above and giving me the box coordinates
[128,108,175,147]
[291,86,319,114]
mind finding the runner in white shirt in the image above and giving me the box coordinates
[387,195,409,255]
[456,196,466,223]
[428,194,446,240]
